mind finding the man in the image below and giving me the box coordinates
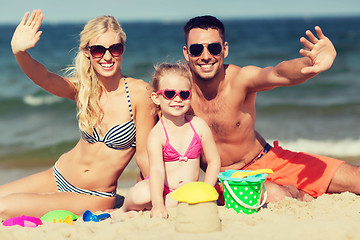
[182,15,360,202]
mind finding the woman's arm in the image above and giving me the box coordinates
[11,10,76,100]
[133,80,158,178]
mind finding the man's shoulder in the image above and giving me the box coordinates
[225,64,262,85]
[224,63,241,72]
[225,64,260,75]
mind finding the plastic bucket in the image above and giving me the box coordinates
[217,170,268,214]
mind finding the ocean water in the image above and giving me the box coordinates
[0,16,359,172]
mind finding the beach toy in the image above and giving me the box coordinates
[218,169,270,214]
[171,181,219,204]
[40,210,79,222]
[171,182,221,233]
[231,168,273,178]
[53,215,74,225]
[3,215,42,228]
[82,210,111,222]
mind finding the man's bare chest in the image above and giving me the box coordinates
[191,97,242,138]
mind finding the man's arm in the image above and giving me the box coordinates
[247,26,336,92]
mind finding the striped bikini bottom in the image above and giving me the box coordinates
[53,162,116,198]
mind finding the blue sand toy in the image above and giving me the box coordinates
[82,210,111,222]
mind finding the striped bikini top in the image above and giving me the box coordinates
[80,78,136,150]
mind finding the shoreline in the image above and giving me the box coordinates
[0,146,359,188]
[1,138,359,168]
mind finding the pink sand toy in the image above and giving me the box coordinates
[3,215,42,228]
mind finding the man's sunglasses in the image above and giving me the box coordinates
[188,42,222,57]
[88,43,124,58]
[156,89,192,101]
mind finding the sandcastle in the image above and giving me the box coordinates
[171,182,221,233]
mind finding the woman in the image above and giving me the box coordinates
[0,10,156,218]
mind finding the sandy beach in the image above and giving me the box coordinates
[1,190,360,240]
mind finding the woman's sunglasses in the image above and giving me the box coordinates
[188,42,222,57]
[156,89,192,101]
[88,43,124,58]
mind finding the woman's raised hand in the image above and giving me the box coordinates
[11,10,44,54]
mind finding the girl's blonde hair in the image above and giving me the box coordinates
[67,16,126,134]
[151,62,191,91]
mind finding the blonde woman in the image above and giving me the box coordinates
[0,10,156,218]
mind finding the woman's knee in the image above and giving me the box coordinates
[0,200,7,218]
[0,194,20,219]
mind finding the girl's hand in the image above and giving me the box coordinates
[150,205,168,219]
[11,10,44,54]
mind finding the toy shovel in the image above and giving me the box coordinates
[82,210,111,222]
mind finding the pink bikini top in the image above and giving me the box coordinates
[161,117,202,162]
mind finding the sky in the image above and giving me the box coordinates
[1,0,360,24]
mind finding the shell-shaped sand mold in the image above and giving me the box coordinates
[171,182,219,204]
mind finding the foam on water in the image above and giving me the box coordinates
[23,95,63,106]
[272,138,360,158]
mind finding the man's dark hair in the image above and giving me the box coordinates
[184,15,225,45]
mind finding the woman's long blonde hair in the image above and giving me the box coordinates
[67,16,126,134]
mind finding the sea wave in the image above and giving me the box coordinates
[270,138,360,158]
[23,95,63,106]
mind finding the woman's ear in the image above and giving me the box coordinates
[151,92,161,106]
[83,49,91,59]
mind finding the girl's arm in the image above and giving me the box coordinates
[147,128,168,218]
[11,10,76,100]
[197,118,221,186]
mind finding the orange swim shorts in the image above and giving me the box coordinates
[242,141,344,197]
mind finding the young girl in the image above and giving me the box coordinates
[113,62,221,219]
[0,10,156,218]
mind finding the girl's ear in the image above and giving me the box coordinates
[151,92,161,106]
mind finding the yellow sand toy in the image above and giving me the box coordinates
[171,181,219,204]
[53,215,74,225]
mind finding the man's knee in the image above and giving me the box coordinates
[265,181,314,202]
[328,163,360,194]
[265,181,292,202]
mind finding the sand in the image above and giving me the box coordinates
[1,191,360,240]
